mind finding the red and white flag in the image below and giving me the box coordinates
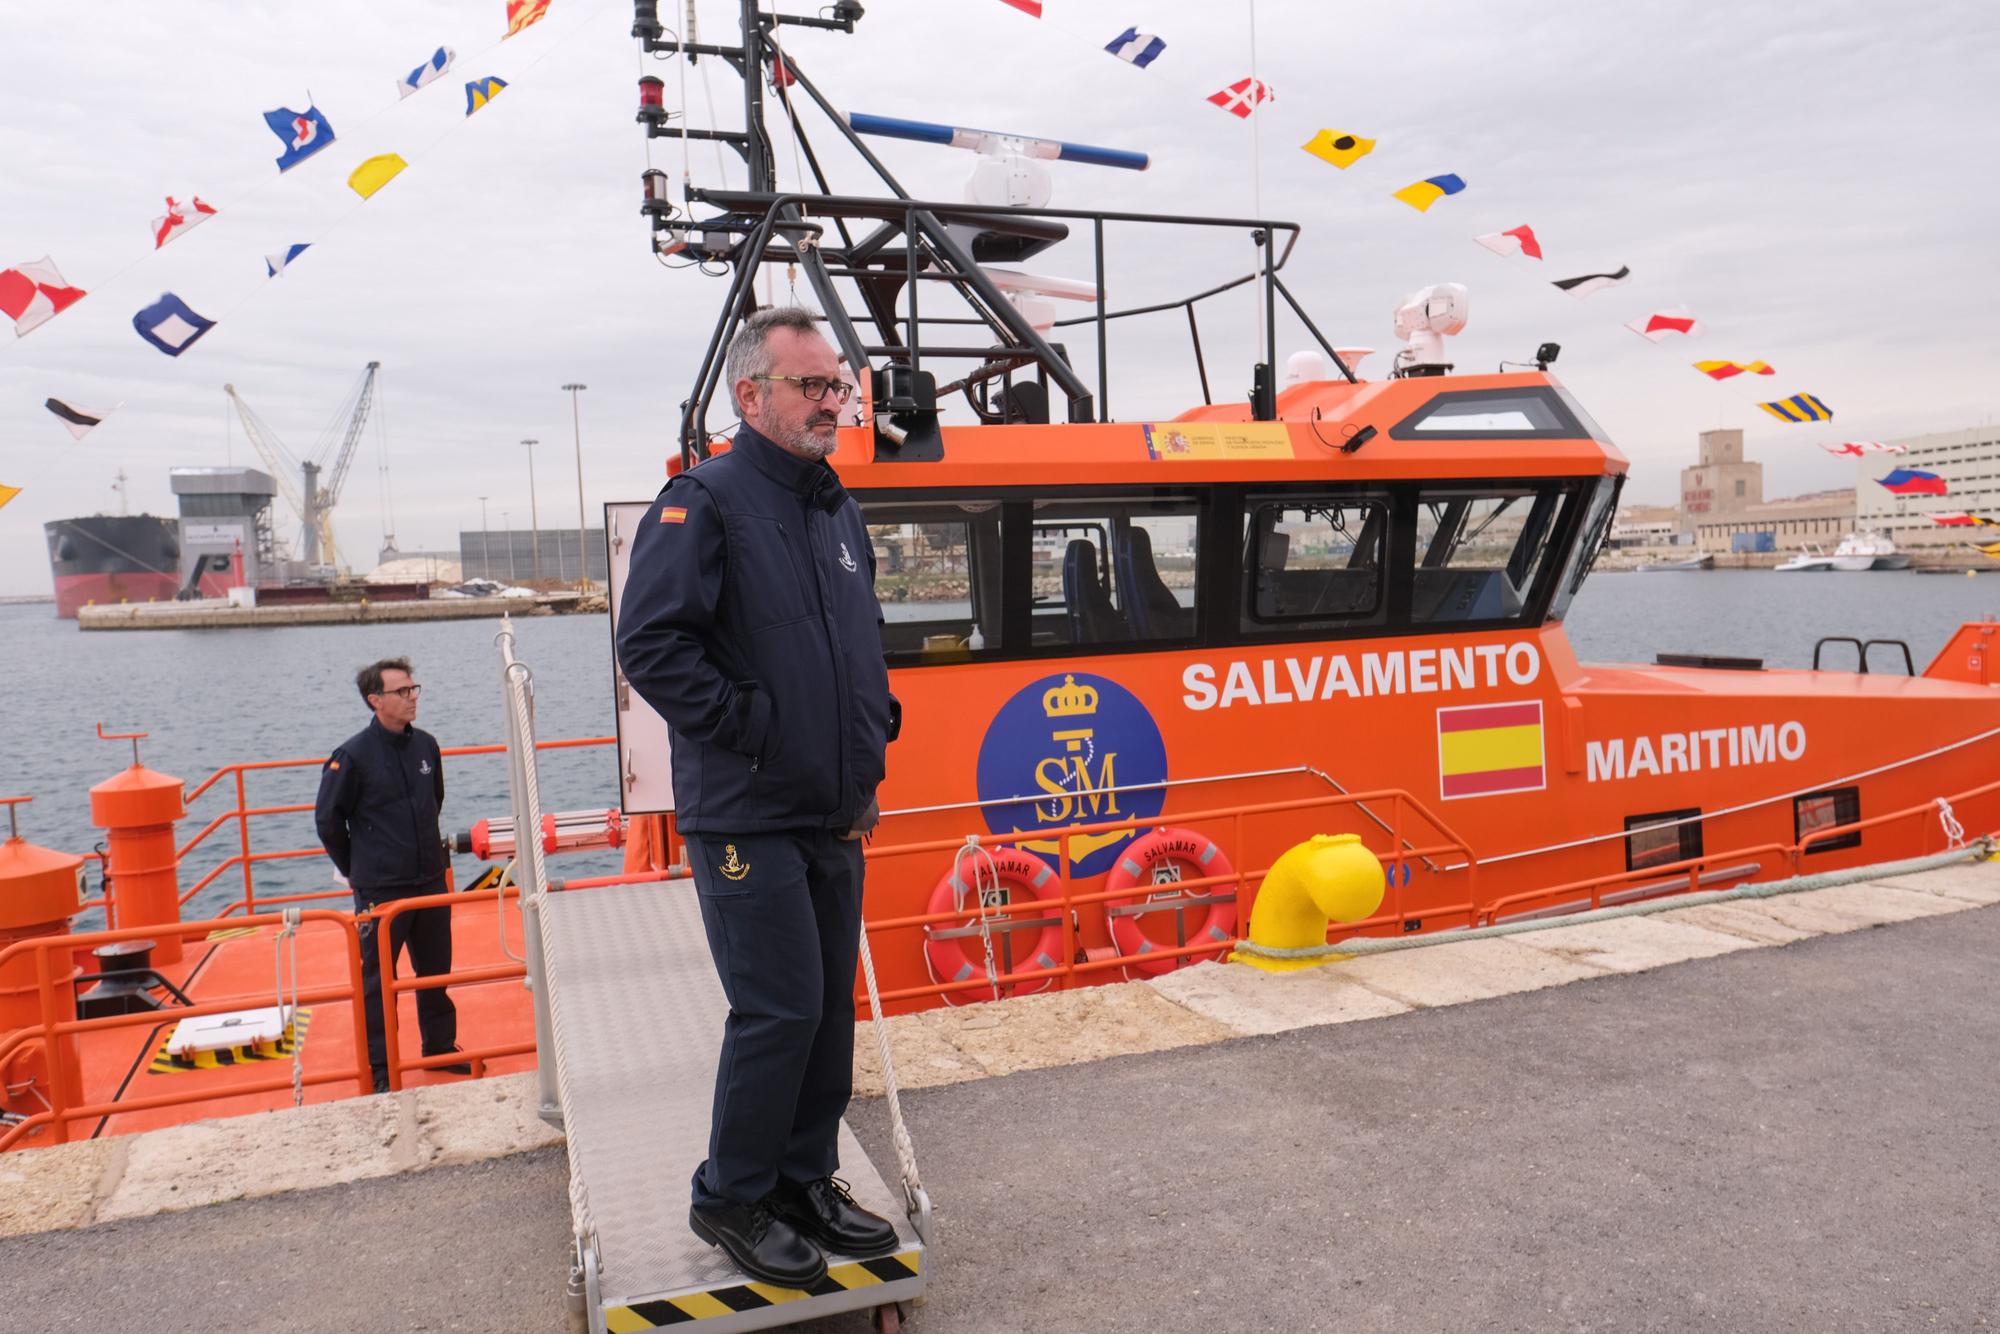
[0,256,87,336]
[152,195,218,250]
[1930,513,1977,526]
[1819,440,1907,457]
[1474,225,1542,260]
[1207,77,1274,119]
[998,0,1042,14]
[1624,306,1702,342]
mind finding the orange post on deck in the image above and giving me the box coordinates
[0,797,86,1120]
[87,726,188,965]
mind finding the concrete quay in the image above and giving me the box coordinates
[75,596,554,630]
[2,857,1995,1331]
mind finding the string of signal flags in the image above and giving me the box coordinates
[0,0,557,511]
[989,0,1870,458]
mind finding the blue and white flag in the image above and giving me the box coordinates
[1105,27,1166,67]
[262,105,336,173]
[265,244,310,278]
[398,46,456,98]
[132,293,215,357]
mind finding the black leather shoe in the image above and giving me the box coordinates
[689,1200,827,1288]
[372,1073,391,1095]
[770,1176,899,1258]
[426,1046,473,1075]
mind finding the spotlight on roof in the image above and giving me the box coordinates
[1391,283,1468,378]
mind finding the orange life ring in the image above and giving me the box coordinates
[923,847,1064,1005]
[1103,827,1238,977]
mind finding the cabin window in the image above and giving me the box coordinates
[1030,495,1200,648]
[863,499,1006,664]
[1624,809,1703,872]
[1388,387,1588,440]
[1795,787,1862,853]
[1410,485,1565,625]
[1241,497,1389,630]
[1548,475,1620,623]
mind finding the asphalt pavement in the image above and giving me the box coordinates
[4,906,1994,1333]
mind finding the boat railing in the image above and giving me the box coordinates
[678,189,1337,462]
[0,908,375,1152]
[1479,771,2000,924]
[849,787,1479,1011]
[145,736,617,922]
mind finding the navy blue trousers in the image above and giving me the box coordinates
[686,829,864,1208]
[353,883,457,1082]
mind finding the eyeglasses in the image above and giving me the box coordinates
[374,685,422,700]
[752,374,857,404]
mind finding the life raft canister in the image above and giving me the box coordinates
[1103,827,1237,977]
[923,846,1065,1005]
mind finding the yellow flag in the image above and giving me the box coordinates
[0,483,21,511]
[347,153,409,200]
[1301,129,1375,169]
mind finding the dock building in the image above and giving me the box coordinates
[458,527,607,584]
[1681,430,1856,553]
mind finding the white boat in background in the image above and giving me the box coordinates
[1831,530,1914,571]
[1776,546,1836,572]
[1636,552,1713,572]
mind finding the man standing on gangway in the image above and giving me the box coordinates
[616,307,902,1289]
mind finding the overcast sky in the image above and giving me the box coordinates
[2,0,1996,594]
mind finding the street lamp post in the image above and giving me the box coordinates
[563,383,589,592]
[522,439,542,585]
[477,495,490,581]
[502,510,516,581]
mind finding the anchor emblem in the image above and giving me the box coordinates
[718,844,751,881]
[838,541,858,572]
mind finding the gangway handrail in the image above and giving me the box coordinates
[496,616,561,1123]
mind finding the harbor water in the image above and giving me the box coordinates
[2,569,1992,921]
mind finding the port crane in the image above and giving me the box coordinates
[223,361,381,573]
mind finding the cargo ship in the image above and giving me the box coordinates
[42,514,183,619]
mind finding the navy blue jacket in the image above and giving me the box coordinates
[615,425,897,834]
[314,717,450,895]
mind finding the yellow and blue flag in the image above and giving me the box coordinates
[464,76,509,116]
[1758,393,1832,423]
[1393,174,1465,212]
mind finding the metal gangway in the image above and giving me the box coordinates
[495,619,930,1333]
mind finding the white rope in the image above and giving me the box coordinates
[275,907,304,1107]
[949,836,1006,1002]
[1232,838,1994,962]
[856,912,927,1239]
[494,857,525,964]
[1937,797,1967,850]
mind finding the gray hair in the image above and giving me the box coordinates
[724,306,823,403]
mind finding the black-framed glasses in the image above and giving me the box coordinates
[375,684,422,700]
[752,374,856,404]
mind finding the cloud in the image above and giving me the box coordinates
[2,0,1997,592]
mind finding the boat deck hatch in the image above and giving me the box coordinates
[539,881,925,1333]
[1654,652,1764,671]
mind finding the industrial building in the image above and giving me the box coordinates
[458,528,608,584]
[1679,429,1857,553]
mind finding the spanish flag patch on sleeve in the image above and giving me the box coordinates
[661,506,688,524]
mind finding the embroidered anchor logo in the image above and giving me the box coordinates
[419,760,433,775]
[838,542,858,573]
[719,844,751,881]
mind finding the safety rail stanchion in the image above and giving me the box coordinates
[234,769,254,910]
[497,616,562,1125]
[371,886,536,1091]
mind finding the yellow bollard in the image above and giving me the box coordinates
[1230,833,1386,973]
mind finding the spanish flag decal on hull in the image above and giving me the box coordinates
[1436,701,1546,800]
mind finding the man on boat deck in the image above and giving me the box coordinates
[313,657,471,1095]
[616,306,901,1288]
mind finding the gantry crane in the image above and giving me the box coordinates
[223,361,381,573]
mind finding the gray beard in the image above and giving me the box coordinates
[778,419,838,459]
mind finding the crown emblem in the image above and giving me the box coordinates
[1042,674,1099,718]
